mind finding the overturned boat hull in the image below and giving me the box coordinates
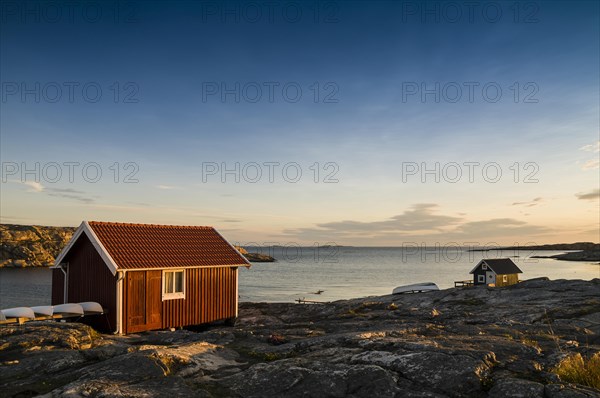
[393,282,439,294]
[1,307,36,319]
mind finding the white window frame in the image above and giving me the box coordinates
[162,269,185,300]
[477,275,485,283]
[502,275,508,283]
[481,264,487,270]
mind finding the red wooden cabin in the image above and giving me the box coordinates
[51,221,250,334]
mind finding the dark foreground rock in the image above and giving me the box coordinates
[1,279,599,397]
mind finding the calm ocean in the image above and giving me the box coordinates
[1,247,598,308]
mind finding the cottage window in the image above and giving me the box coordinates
[478,275,485,283]
[502,275,508,283]
[163,270,185,300]
[481,264,487,270]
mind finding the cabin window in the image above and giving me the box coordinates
[163,270,185,300]
[502,275,508,283]
[481,264,487,270]
[478,275,485,283]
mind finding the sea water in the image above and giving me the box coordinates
[1,247,598,308]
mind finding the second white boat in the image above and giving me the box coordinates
[392,282,439,295]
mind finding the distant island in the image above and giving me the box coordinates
[468,242,600,262]
[530,251,600,262]
[0,224,274,268]
[469,242,599,251]
[233,246,276,263]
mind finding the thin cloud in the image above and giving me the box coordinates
[580,141,600,153]
[46,190,95,204]
[43,187,96,204]
[582,159,599,170]
[0,215,36,223]
[511,197,543,207]
[156,185,181,190]
[10,180,95,204]
[576,189,600,200]
[22,181,45,192]
[581,228,600,236]
[579,141,599,170]
[127,201,152,207]
[90,204,154,212]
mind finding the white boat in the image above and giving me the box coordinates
[31,306,54,316]
[392,282,439,295]
[78,302,103,313]
[1,307,36,319]
[53,303,84,316]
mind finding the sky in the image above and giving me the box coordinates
[0,0,599,246]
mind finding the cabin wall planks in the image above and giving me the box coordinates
[495,274,519,287]
[122,267,238,333]
[51,269,65,305]
[57,234,118,331]
[161,267,237,329]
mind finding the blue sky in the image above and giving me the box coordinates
[1,0,598,245]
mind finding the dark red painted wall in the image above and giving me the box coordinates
[58,234,118,332]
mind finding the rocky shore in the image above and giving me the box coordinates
[469,243,599,252]
[234,246,276,262]
[0,224,75,268]
[1,278,600,397]
[469,243,600,263]
[531,251,600,262]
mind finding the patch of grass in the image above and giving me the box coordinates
[553,352,600,389]
[87,328,101,341]
[343,308,366,317]
[354,301,385,312]
[149,352,174,375]
[521,338,541,350]
[262,352,283,361]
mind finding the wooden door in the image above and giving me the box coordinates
[146,271,162,330]
[127,271,146,333]
[126,271,162,333]
[486,271,496,286]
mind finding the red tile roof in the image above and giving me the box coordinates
[87,221,250,269]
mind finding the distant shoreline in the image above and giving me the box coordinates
[468,242,599,252]
[530,251,600,262]
[467,242,600,262]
